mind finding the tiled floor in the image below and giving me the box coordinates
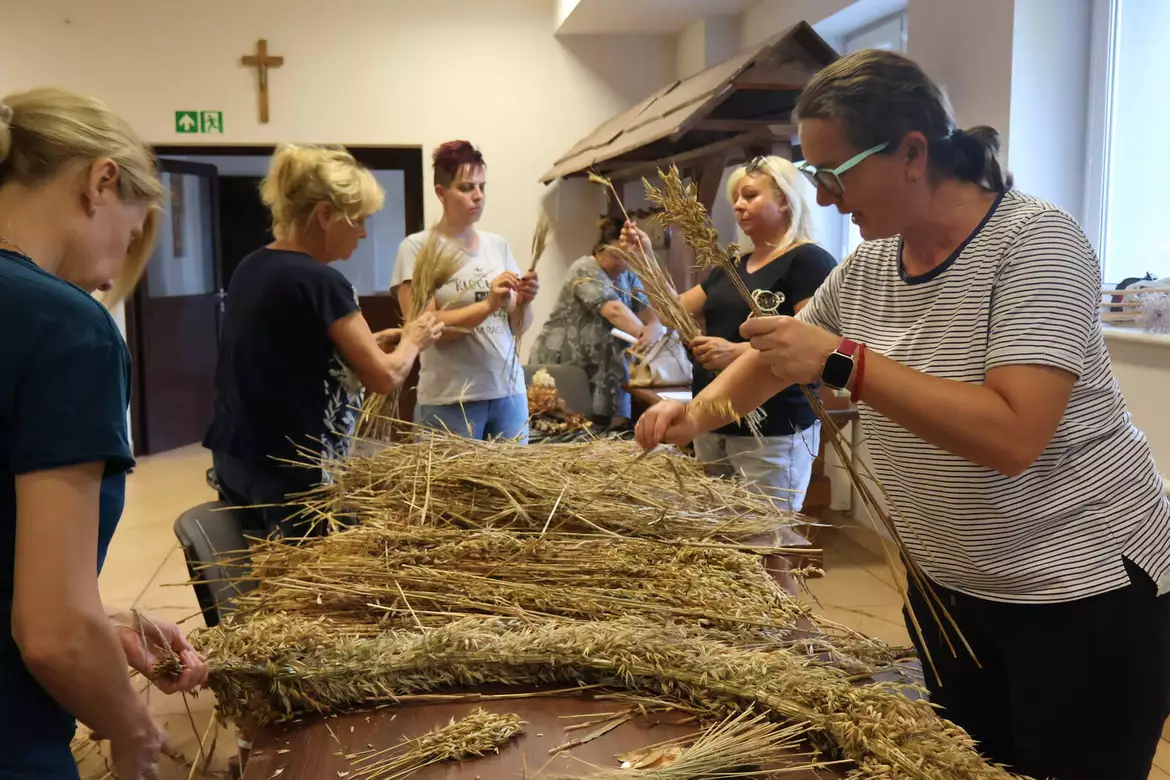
[76,445,1170,779]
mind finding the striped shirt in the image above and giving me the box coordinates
[799,189,1170,603]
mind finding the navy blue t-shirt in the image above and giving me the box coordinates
[204,248,363,469]
[0,250,133,778]
[694,243,837,437]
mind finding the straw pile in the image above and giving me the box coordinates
[301,426,800,542]
[359,230,464,441]
[226,524,895,669]
[194,615,1017,779]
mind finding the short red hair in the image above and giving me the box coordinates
[432,140,485,188]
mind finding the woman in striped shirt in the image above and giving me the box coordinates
[637,49,1170,780]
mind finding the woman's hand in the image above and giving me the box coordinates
[112,611,208,695]
[110,720,170,780]
[740,316,838,384]
[516,272,540,304]
[634,401,698,450]
[489,272,520,310]
[621,220,653,257]
[404,313,443,350]
[374,328,402,352]
[635,321,666,349]
[690,336,742,371]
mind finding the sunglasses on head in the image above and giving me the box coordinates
[795,142,890,196]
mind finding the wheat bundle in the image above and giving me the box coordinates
[346,707,523,780]
[301,425,802,543]
[193,615,1020,779]
[359,230,464,441]
[552,709,824,778]
[588,171,701,343]
[530,212,551,274]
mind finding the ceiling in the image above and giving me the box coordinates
[556,0,758,35]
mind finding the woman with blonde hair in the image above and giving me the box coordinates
[205,144,442,539]
[623,155,836,511]
[0,88,207,779]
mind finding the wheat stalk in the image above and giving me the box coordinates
[359,230,465,441]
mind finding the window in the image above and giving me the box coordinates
[1092,0,1170,283]
[840,12,908,258]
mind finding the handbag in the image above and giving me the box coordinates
[627,331,693,388]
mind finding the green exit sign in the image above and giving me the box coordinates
[175,111,224,134]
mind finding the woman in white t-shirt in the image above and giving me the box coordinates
[636,50,1170,780]
[392,141,538,442]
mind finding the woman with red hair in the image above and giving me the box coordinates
[392,141,538,442]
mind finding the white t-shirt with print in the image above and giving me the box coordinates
[391,230,524,405]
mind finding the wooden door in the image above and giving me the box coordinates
[126,159,223,455]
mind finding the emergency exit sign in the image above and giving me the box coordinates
[175,111,224,134]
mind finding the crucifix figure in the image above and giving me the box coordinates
[241,39,284,124]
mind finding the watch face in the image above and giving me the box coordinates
[822,352,854,389]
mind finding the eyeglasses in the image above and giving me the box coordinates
[795,142,890,196]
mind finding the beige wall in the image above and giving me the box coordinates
[0,0,676,356]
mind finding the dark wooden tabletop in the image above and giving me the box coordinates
[242,693,847,779]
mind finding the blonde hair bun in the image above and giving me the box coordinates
[260,144,385,240]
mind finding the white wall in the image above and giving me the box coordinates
[906,0,1016,162]
[1008,0,1092,222]
[741,0,855,49]
[0,0,677,357]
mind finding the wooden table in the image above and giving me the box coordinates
[241,692,847,779]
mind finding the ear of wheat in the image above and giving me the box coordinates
[358,230,465,441]
[588,171,701,343]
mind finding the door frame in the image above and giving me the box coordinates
[150,145,425,235]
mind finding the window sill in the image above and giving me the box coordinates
[1102,325,1170,348]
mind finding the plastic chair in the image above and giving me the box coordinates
[173,501,258,628]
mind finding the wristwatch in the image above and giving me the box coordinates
[821,338,859,390]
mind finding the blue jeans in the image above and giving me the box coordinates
[417,394,530,443]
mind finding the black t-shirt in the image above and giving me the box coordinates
[694,243,837,437]
[204,248,363,469]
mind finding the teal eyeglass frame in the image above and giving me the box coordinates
[795,141,890,196]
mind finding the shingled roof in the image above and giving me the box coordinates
[540,21,837,184]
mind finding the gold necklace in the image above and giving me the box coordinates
[0,236,28,257]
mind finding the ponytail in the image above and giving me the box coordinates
[930,125,1013,193]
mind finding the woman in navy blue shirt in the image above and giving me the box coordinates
[0,89,207,779]
[205,145,442,539]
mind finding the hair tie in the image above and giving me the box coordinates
[0,103,12,125]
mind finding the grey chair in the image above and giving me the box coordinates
[524,364,593,417]
[174,502,258,627]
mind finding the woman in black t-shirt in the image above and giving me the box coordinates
[205,145,442,539]
[623,156,835,512]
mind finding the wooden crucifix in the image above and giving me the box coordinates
[241,39,283,124]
